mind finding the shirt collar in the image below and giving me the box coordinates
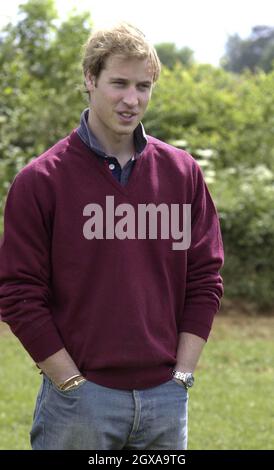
[77,108,147,160]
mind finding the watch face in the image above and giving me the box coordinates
[185,373,194,388]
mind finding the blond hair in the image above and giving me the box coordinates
[82,22,161,83]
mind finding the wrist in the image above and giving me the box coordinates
[172,369,195,389]
[174,363,194,373]
[57,374,86,391]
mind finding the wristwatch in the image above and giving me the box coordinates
[172,370,194,389]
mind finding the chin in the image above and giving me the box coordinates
[115,126,135,136]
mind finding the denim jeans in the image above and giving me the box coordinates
[30,375,188,450]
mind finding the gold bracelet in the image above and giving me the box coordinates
[58,374,86,391]
[61,377,86,391]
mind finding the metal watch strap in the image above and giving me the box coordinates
[172,370,194,389]
[173,371,189,381]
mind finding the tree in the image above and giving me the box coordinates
[222,25,274,73]
[155,42,194,69]
[0,0,92,232]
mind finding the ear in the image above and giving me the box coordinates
[85,72,96,92]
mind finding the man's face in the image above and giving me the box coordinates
[86,54,153,138]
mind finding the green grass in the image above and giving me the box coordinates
[0,325,40,450]
[0,316,273,450]
[188,315,274,449]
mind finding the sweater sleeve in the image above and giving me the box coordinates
[178,162,224,340]
[0,166,64,362]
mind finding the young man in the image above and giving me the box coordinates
[0,23,224,450]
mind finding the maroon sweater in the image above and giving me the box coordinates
[0,130,224,389]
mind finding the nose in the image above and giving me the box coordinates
[122,87,138,107]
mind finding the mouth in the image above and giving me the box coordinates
[117,111,138,123]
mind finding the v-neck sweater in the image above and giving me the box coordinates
[0,129,224,390]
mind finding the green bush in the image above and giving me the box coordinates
[210,165,274,310]
[145,65,274,172]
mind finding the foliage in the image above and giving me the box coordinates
[155,42,194,69]
[211,166,274,310]
[222,25,274,73]
[145,64,274,172]
[0,0,92,229]
[0,0,273,311]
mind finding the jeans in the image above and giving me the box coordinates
[30,375,188,450]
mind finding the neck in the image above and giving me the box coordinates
[88,111,135,164]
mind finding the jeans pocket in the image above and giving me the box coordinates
[171,378,188,391]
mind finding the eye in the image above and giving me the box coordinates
[112,81,125,87]
[138,83,151,91]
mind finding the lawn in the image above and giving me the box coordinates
[188,315,274,449]
[0,315,273,450]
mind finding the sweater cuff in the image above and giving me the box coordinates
[20,322,64,363]
[178,303,219,341]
